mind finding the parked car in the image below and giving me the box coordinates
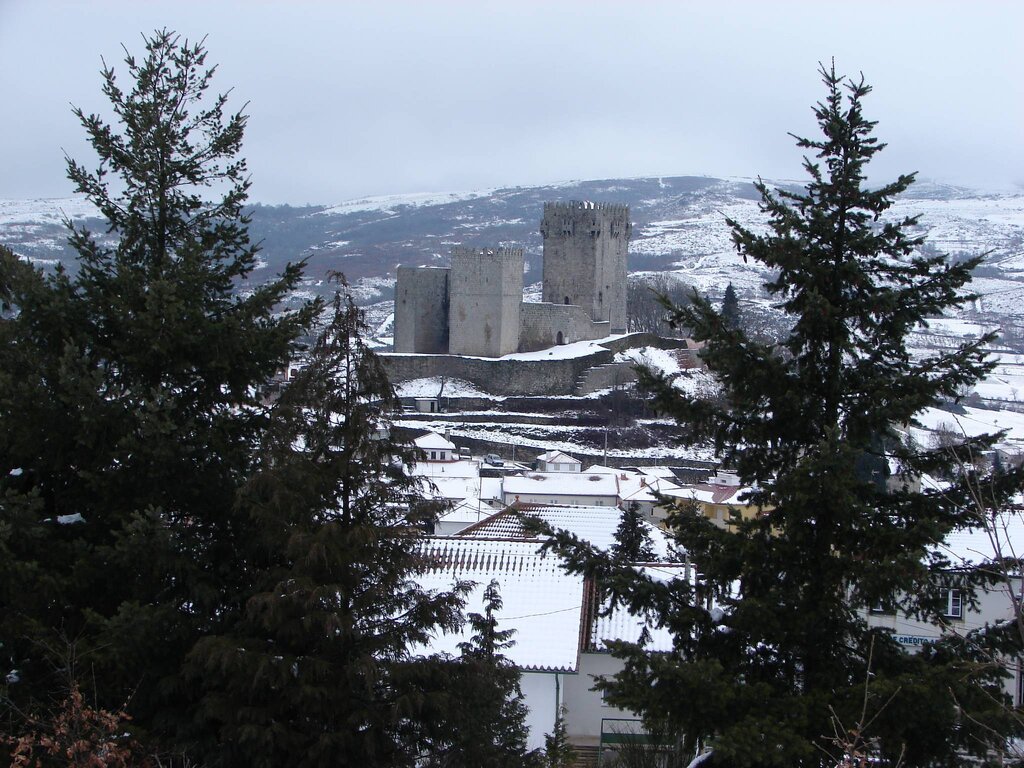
[484,453,504,467]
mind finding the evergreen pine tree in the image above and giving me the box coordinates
[719,281,740,330]
[0,30,315,750]
[612,502,656,562]
[542,64,1022,767]
[542,708,576,768]
[186,286,468,768]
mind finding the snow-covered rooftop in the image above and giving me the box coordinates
[437,498,503,526]
[458,504,672,560]
[938,511,1024,567]
[536,450,580,465]
[504,472,620,499]
[414,431,456,451]
[590,564,690,653]
[416,537,586,671]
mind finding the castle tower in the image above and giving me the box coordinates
[394,266,450,354]
[540,201,630,333]
[448,247,524,357]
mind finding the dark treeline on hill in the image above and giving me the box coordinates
[0,31,536,767]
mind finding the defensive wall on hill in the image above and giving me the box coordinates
[381,333,688,397]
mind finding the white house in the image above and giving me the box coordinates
[415,534,684,761]
[583,464,692,521]
[433,497,503,536]
[536,450,583,473]
[503,472,620,507]
[413,431,457,462]
[416,537,585,750]
[866,511,1024,704]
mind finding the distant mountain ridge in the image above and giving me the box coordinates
[3,175,1023,324]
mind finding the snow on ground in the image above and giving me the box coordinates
[395,377,495,399]
[967,277,1024,318]
[889,194,1024,260]
[395,417,714,462]
[912,404,1024,458]
[315,189,493,216]
[973,354,1024,402]
[614,346,681,378]
[0,197,100,226]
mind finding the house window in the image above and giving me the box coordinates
[941,589,963,619]
[869,600,895,616]
[430,451,436,461]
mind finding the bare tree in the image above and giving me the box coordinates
[627,274,693,336]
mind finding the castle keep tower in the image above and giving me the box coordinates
[448,247,524,357]
[540,201,630,333]
[393,266,449,354]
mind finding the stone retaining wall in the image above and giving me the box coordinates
[381,333,692,397]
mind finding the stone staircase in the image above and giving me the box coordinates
[574,361,638,395]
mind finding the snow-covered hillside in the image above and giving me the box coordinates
[4,175,1024,456]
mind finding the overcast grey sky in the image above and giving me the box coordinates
[1,1,1021,205]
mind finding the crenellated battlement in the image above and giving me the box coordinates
[542,200,630,216]
[451,246,524,261]
[540,201,631,240]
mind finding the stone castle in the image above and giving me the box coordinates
[394,201,630,357]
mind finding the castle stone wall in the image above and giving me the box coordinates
[448,247,524,357]
[541,201,630,333]
[383,333,689,396]
[381,348,614,396]
[518,302,610,352]
[394,267,450,354]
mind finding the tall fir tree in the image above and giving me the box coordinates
[720,281,740,330]
[186,286,469,768]
[542,64,1022,766]
[0,30,315,753]
[612,502,656,562]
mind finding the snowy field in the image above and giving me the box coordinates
[315,189,494,217]
[0,196,100,227]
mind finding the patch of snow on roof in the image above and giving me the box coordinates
[590,564,690,652]
[414,432,456,451]
[416,537,585,671]
[939,511,1024,567]
[504,473,619,498]
[536,450,580,465]
[459,504,672,560]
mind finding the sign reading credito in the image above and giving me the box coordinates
[893,634,938,646]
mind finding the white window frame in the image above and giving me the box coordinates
[941,588,963,619]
